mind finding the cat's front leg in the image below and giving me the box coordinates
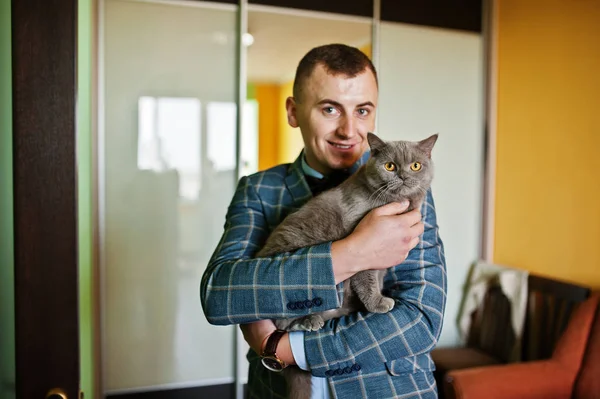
[287,314,325,331]
[351,270,395,313]
[275,317,301,331]
[274,314,325,332]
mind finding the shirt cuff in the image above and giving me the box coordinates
[288,331,309,371]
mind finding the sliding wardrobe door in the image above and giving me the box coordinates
[377,20,485,347]
[101,0,241,396]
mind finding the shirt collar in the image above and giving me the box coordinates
[301,154,325,179]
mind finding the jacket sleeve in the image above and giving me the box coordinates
[302,189,447,377]
[200,176,342,325]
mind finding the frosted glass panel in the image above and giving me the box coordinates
[138,96,202,199]
[377,22,484,347]
[206,100,258,176]
[102,0,242,392]
[207,102,236,171]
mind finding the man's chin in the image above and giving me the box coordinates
[330,155,361,171]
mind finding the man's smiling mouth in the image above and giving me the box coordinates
[328,142,354,150]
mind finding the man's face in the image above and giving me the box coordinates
[286,64,378,175]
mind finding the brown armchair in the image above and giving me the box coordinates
[433,273,590,397]
[444,294,600,399]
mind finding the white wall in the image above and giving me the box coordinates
[377,22,484,347]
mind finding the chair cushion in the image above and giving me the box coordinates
[573,296,600,398]
[553,295,599,372]
[432,347,502,374]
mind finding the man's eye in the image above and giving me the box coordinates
[358,108,369,116]
[324,107,335,114]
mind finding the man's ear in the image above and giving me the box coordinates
[285,96,298,128]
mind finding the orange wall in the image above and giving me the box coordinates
[254,84,280,171]
[277,80,304,165]
[253,81,302,169]
[494,0,600,289]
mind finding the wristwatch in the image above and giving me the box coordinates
[260,329,288,372]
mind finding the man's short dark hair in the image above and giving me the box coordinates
[292,43,378,102]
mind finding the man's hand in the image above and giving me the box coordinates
[239,320,296,366]
[331,200,424,284]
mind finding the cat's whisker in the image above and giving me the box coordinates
[372,181,395,204]
[368,182,391,203]
[388,180,404,192]
[369,187,384,203]
[369,190,384,205]
[375,182,393,202]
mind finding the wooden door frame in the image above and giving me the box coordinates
[12,0,80,398]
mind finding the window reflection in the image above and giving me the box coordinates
[206,100,258,177]
[138,97,258,201]
[138,96,202,200]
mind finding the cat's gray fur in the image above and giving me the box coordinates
[255,132,438,399]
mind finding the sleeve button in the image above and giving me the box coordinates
[335,369,344,375]
[325,370,334,377]
[312,297,323,306]
[304,300,313,308]
[287,302,296,310]
[343,366,353,374]
[295,301,305,309]
[352,364,361,371]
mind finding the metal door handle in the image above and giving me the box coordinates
[46,388,67,399]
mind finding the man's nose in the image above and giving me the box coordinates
[336,116,356,138]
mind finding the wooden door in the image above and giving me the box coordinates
[12,0,80,398]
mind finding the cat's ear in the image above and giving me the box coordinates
[418,134,438,158]
[367,132,386,154]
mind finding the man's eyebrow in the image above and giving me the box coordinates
[316,99,342,107]
[316,99,375,108]
[357,101,375,108]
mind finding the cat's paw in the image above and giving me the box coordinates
[366,296,395,313]
[298,315,325,331]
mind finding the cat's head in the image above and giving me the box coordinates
[363,132,438,204]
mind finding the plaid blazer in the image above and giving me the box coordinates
[201,151,447,398]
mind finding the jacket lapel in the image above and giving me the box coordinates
[284,152,313,207]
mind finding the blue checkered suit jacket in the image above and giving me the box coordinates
[201,151,447,398]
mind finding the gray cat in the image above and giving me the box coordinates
[255,132,438,399]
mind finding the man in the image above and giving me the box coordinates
[201,44,446,398]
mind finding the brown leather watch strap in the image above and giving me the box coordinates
[260,329,288,372]
[263,329,286,356]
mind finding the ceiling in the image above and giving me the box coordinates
[246,10,372,83]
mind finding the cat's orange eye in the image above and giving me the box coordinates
[384,162,396,172]
[410,162,422,171]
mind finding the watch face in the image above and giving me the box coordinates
[261,356,284,372]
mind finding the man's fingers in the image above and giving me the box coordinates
[393,208,422,227]
[374,200,410,216]
[409,235,420,250]
[412,221,425,236]
[405,225,423,252]
[402,224,423,258]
